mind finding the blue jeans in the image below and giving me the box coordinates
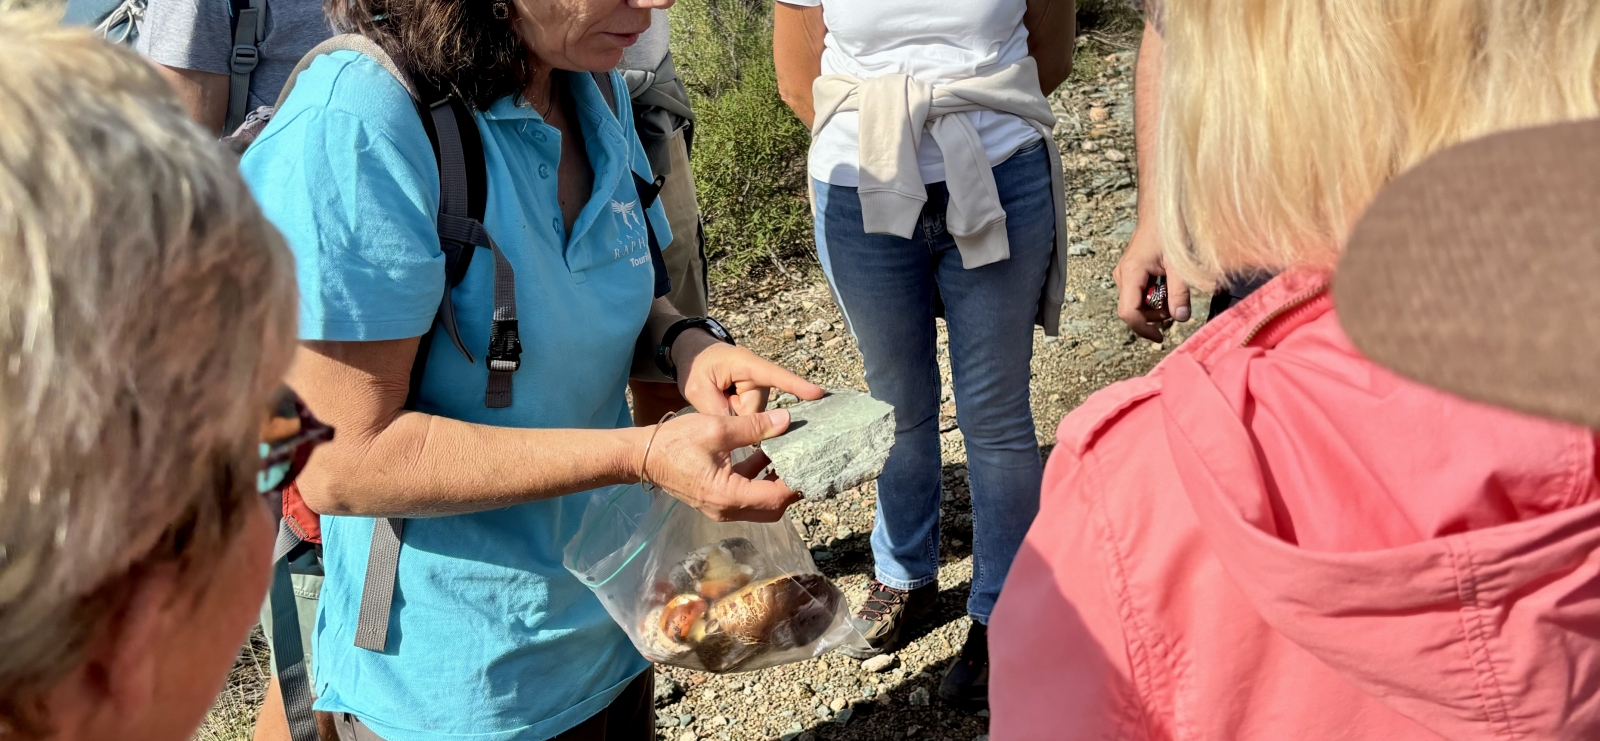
[814,140,1051,622]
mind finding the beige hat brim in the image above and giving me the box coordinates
[1335,119,1600,429]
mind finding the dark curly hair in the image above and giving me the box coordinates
[324,0,532,110]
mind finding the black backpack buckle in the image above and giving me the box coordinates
[230,44,260,75]
[487,319,522,373]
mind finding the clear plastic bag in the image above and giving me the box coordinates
[564,465,864,673]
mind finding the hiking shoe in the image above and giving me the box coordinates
[839,580,939,659]
[938,621,989,710]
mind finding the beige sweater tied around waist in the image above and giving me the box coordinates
[810,57,1070,335]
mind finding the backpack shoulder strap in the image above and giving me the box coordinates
[253,35,495,740]
[408,76,509,404]
[351,66,518,663]
[226,0,264,133]
[275,33,417,110]
[267,525,319,741]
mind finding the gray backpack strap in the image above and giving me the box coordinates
[354,72,515,657]
[268,521,319,741]
[353,518,404,651]
[275,34,417,110]
[225,0,264,134]
[224,34,414,150]
[265,35,429,660]
[425,100,520,408]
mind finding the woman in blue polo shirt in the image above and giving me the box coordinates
[240,0,823,739]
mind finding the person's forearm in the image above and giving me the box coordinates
[291,340,651,518]
[151,63,230,136]
[308,411,648,518]
[773,3,825,128]
[1133,21,1163,224]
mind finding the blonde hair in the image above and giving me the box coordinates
[0,13,297,734]
[1156,0,1600,289]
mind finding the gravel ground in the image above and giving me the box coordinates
[197,31,1199,741]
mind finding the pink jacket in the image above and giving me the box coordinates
[991,271,1600,741]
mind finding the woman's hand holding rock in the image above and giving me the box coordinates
[640,409,802,523]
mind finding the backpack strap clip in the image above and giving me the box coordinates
[230,40,260,75]
[424,92,526,410]
[480,231,520,407]
[487,320,522,373]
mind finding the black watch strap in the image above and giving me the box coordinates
[656,317,735,380]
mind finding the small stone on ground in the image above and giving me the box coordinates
[654,675,682,706]
[861,654,896,673]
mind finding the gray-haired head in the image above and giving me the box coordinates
[0,13,298,736]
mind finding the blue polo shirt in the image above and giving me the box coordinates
[241,52,666,741]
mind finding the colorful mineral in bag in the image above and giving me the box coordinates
[564,468,865,673]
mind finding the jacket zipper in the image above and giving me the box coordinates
[1240,284,1331,347]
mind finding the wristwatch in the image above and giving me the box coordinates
[656,317,735,380]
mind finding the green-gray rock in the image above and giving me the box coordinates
[761,390,895,500]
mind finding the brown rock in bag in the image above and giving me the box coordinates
[659,594,710,644]
[693,631,758,673]
[696,570,754,600]
[667,538,764,597]
[709,573,842,649]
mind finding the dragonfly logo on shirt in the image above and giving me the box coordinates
[610,198,650,265]
[610,200,643,229]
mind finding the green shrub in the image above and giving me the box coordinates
[671,0,815,280]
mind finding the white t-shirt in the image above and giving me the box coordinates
[784,0,1044,186]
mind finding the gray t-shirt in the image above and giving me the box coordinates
[619,9,671,72]
[137,0,334,111]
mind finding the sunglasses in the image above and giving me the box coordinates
[259,387,334,500]
[0,388,336,620]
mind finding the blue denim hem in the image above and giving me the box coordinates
[874,571,939,592]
